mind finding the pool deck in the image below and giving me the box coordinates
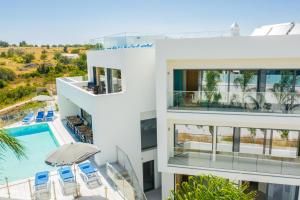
[0,115,124,200]
[0,166,124,200]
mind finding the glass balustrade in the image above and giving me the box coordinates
[171,90,300,114]
[169,147,300,176]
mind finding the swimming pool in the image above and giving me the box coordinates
[0,123,59,183]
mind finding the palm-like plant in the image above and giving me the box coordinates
[233,71,256,108]
[169,175,256,200]
[270,71,299,113]
[248,128,256,143]
[0,129,26,159]
[203,71,222,107]
[279,130,289,140]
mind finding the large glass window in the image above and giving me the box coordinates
[174,123,300,158]
[93,67,106,94]
[271,130,299,158]
[239,128,266,155]
[111,68,122,93]
[81,109,92,128]
[267,183,299,200]
[175,124,213,153]
[141,118,157,150]
[216,126,233,153]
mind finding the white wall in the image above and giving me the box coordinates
[57,48,158,189]
[161,172,174,200]
[155,35,300,197]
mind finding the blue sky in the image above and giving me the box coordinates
[1,0,300,44]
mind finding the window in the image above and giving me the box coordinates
[141,118,157,150]
[81,109,92,128]
[174,124,213,153]
[216,126,233,153]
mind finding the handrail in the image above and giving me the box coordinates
[116,146,147,200]
[171,147,300,176]
[171,90,300,114]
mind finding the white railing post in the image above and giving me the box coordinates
[28,179,33,200]
[104,186,108,200]
[5,177,10,199]
[52,181,57,200]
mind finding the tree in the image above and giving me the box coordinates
[63,46,68,53]
[234,71,256,108]
[280,129,289,140]
[19,41,28,47]
[0,129,26,159]
[271,71,299,113]
[203,71,221,107]
[169,175,256,200]
[0,40,9,47]
[248,128,256,143]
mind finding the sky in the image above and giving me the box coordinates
[1,0,300,44]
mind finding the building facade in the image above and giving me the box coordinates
[56,43,161,199]
[156,34,300,200]
[57,24,300,200]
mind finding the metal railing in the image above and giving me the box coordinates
[170,147,300,176]
[0,172,115,200]
[106,162,136,200]
[171,90,300,114]
[0,106,54,128]
[116,146,147,200]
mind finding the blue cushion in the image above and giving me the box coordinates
[35,171,49,186]
[58,166,74,181]
[78,162,97,174]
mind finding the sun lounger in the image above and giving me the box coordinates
[22,112,34,124]
[36,111,45,122]
[58,166,77,196]
[34,171,51,200]
[78,162,102,188]
[45,110,54,121]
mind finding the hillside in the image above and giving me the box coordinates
[0,45,89,109]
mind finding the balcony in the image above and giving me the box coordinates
[168,148,300,177]
[170,91,300,114]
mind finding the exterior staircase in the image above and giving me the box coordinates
[106,146,147,200]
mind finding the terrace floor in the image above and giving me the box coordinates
[0,116,124,200]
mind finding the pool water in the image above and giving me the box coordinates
[0,123,59,183]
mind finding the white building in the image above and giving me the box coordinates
[56,35,161,200]
[157,23,300,200]
[57,23,300,200]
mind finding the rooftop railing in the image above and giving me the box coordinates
[169,147,300,176]
[170,90,300,114]
[89,31,230,50]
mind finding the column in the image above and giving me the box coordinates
[212,126,217,161]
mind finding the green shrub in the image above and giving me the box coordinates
[0,67,16,81]
[22,53,35,63]
[169,175,256,200]
[0,52,6,58]
[0,85,36,105]
[0,80,7,88]
[71,48,80,54]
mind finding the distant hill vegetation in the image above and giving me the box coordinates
[0,40,102,109]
